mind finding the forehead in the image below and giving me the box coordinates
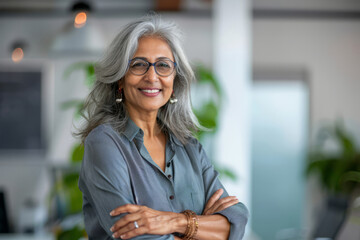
[133,36,174,61]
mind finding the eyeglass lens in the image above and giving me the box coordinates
[129,59,175,76]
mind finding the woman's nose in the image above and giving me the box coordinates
[144,65,158,82]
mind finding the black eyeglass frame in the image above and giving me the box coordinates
[127,58,177,77]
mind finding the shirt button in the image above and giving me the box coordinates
[167,162,171,167]
[169,195,174,200]
[167,174,172,179]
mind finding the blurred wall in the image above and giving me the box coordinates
[253,19,360,139]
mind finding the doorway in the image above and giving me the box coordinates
[251,71,309,239]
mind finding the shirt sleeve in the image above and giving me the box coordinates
[78,126,174,240]
[194,139,249,240]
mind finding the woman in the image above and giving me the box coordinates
[77,15,248,240]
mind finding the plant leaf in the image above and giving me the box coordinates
[60,100,83,110]
[196,65,223,99]
[85,64,96,88]
[342,171,360,183]
[63,62,95,89]
[334,120,356,159]
[71,143,84,163]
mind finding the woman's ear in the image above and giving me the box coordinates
[118,79,123,89]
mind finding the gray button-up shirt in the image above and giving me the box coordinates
[78,118,248,239]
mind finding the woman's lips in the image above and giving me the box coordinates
[138,88,161,97]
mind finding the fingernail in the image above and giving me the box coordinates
[110,211,115,216]
[110,226,114,232]
[120,235,125,239]
[112,233,116,238]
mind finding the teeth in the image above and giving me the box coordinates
[141,89,160,93]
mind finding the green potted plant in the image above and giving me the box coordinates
[193,64,236,181]
[306,120,360,238]
[47,63,94,240]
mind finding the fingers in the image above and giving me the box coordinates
[113,222,147,239]
[203,196,239,215]
[110,211,142,232]
[110,204,146,237]
[110,206,176,238]
[112,219,144,239]
[203,189,224,214]
[110,204,141,216]
[111,214,167,239]
[212,197,239,213]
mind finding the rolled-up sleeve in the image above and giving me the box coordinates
[78,126,174,239]
[198,141,249,240]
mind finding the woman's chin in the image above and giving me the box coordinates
[127,104,167,115]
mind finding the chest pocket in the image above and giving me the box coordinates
[191,192,204,214]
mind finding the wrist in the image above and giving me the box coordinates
[172,212,188,234]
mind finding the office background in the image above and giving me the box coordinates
[1,0,360,239]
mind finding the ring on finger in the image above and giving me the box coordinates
[134,221,139,229]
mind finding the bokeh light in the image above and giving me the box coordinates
[74,11,87,28]
[11,47,24,63]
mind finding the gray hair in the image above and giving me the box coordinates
[76,14,201,144]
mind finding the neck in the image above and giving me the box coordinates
[127,108,161,138]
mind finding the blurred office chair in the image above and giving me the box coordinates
[0,190,10,233]
[312,195,348,239]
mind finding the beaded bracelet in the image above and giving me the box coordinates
[181,210,199,240]
[182,210,192,238]
[191,213,199,238]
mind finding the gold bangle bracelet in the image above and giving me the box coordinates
[181,210,198,239]
[192,214,199,238]
[182,210,192,239]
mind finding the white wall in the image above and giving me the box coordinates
[253,18,360,232]
[253,18,360,140]
[253,0,360,11]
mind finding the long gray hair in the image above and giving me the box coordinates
[76,14,201,144]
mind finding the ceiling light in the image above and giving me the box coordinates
[72,1,91,28]
[10,41,26,63]
[74,11,87,28]
[49,1,104,57]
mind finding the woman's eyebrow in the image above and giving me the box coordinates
[132,56,173,61]
[132,57,147,60]
[156,57,172,60]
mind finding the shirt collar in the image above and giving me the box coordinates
[122,117,183,147]
[168,131,183,147]
[122,117,144,142]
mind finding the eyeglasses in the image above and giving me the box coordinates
[128,58,177,77]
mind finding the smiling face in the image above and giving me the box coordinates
[120,36,175,117]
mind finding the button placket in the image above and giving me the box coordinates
[165,162,173,183]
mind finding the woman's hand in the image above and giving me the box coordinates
[109,190,238,239]
[109,204,186,239]
[202,189,239,215]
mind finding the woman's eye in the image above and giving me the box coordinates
[131,62,146,67]
[157,62,171,68]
